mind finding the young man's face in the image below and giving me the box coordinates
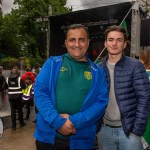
[65,28,89,61]
[105,31,127,56]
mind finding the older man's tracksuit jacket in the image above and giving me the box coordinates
[34,54,108,149]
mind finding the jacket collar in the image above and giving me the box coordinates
[102,53,126,66]
[56,53,98,72]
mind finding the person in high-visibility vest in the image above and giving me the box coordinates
[6,66,26,130]
[22,76,34,120]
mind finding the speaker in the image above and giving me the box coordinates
[140,19,150,46]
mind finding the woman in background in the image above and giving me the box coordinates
[139,48,150,150]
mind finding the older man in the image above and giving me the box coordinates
[34,24,108,150]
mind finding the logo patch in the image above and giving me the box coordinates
[60,67,68,72]
[84,71,92,80]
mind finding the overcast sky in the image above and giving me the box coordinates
[1,0,133,14]
[1,0,16,14]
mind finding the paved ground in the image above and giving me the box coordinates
[0,93,36,150]
[0,118,36,150]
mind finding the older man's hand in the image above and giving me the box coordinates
[58,114,76,135]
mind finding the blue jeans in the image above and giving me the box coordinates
[97,125,143,150]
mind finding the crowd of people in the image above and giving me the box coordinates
[0,66,39,130]
[0,24,150,150]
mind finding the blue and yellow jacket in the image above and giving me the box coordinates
[34,55,108,149]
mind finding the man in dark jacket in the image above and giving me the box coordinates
[0,66,7,92]
[97,25,150,150]
[6,66,26,130]
[0,66,8,109]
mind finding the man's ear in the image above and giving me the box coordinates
[64,40,67,47]
[87,39,90,47]
[123,41,127,49]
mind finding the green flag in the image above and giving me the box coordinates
[121,20,128,35]
[95,57,101,64]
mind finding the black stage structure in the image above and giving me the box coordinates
[49,2,132,61]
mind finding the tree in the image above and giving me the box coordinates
[0,11,3,53]
[0,0,2,14]
[12,0,71,58]
[0,0,70,59]
[0,12,22,57]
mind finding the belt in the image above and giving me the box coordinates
[104,124,121,128]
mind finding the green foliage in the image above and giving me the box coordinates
[0,11,3,48]
[0,57,20,69]
[24,56,45,69]
[30,57,45,68]
[0,56,45,69]
[0,0,70,60]
[0,13,23,57]
[25,57,31,67]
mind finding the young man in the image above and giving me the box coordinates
[97,25,150,150]
[34,24,108,150]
